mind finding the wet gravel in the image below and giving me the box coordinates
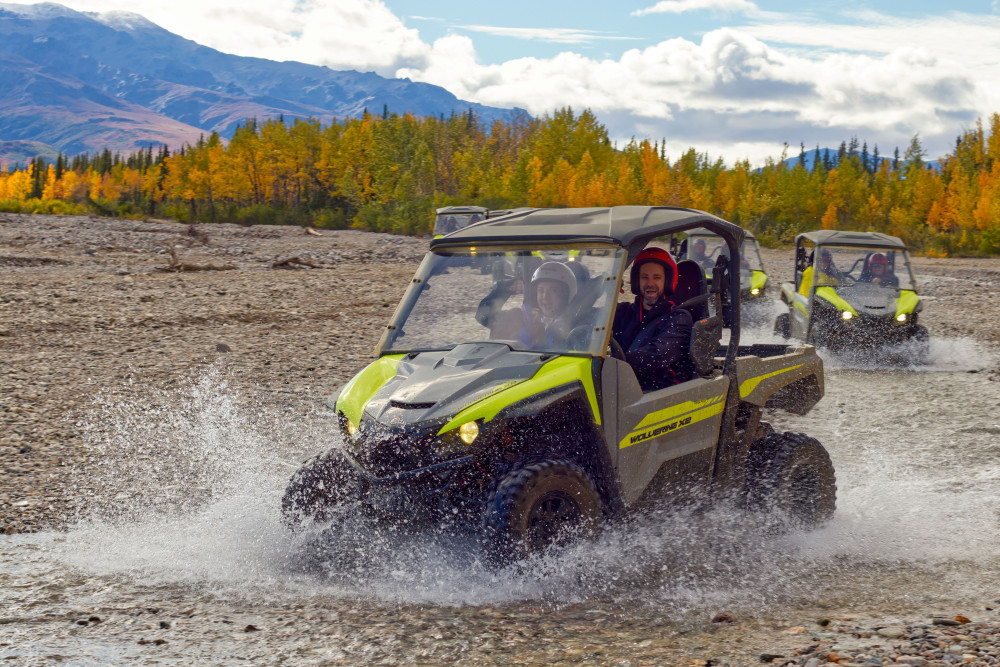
[2,213,1000,666]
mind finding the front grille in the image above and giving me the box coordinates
[355,424,439,477]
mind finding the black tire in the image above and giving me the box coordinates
[483,460,602,566]
[281,449,358,530]
[910,324,930,363]
[744,432,836,530]
[774,313,790,339]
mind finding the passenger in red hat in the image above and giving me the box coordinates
[611,247,694,391]
[859,252,899,288]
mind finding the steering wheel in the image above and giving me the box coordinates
[566,325,592,350]
[608,337,626,360]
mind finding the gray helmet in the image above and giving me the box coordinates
[530,261,577,303]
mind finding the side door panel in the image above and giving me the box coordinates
[789,290,810,340]
[606,363,730,506]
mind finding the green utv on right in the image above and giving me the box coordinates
[774,230,928,358]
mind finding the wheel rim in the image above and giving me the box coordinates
[525,490,583,551]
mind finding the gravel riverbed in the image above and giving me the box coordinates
[2,213,999,666]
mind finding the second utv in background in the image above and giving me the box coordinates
[672,227,770,325]
[774,230,927,357]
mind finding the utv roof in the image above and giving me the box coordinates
[435,205,489,215]
[796,230,907,250]
[686,226,756,240]
[430,206,745,256]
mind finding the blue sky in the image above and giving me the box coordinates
[15,0,1000,166]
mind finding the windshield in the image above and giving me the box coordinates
[378,246,626,356]
[812,245,916,291]
[433,212,486,236]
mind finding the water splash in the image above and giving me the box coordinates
[47,365,1000,617]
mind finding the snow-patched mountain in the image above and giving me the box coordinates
[0,2,523,162]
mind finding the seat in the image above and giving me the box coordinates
[675,259,720,378]
[673,259,709,320]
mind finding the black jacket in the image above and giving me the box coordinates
[612,297,694,391]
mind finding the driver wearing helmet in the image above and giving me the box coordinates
[518,261,577,348]
[475,260,577,349]
[799,248,842,296]
[612,247,694,391]
[689,238,712,269]
[859,253,898,288]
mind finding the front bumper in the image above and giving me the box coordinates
[813,313,921,350]
[339,449,482,520]
[337,417,493,524]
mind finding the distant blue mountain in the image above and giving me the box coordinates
[0,2,527,162]
[781,147,941,172]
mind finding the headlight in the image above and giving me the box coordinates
[459,420,480,445]
[896,313,907,322]
[750,288,761,296]
[841,311,853,320]
[339,412,358,441]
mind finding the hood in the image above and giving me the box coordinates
[363,343,551,427]
[833,283,903,317]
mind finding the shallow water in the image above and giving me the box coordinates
[2,339,999,664]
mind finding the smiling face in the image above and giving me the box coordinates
[638,261,667,308]
[535,280,568,318]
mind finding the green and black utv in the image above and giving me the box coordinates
[432,205,490,238]
[671,227,770,325]
[283,206,836,565]
[774,230,927,356]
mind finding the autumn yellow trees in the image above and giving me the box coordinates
[3,109,1000,254]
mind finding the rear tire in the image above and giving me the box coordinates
[744,432,836,530]
[483,460,602,567]
[281,449,358,530]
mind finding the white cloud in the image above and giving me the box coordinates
[451,25,638,45]
[38,0,431,75]
[632,0,759,17]
[399,21,995,163]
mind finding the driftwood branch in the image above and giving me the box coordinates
[271,256,319,269]
[155,246,237,272]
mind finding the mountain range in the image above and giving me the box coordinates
[0,2,523,165]
[781,147,941,173]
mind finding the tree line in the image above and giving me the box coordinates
[1,107,999,255]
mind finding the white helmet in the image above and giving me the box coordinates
[530,261,577,302]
